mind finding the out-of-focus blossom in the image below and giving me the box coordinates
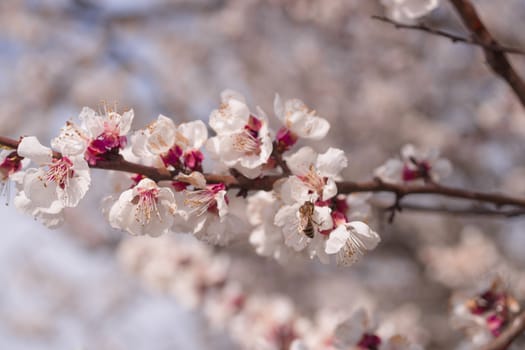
[333,309,423,350]
[451,279,520,346]
[381,0,439,23]
[207,89,273,178]
[374,144,451,184]
[109,178,177,237]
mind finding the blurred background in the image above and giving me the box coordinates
[2,0,525,349]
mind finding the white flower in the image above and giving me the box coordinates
[206,89,273,179]
[274,199,333,252]
[132,115,207,171]
[248,191,300,263]
[109,178,177,236]
[325,221,380,266]
[14,136,91,227]
[175,176,247,245]
[272,147,347,255]
[333,309,423,350]
[381,0,439,23]
[13,187,65,228]
[374,144,451,183]
[53,106,134,165]
[285,146,347,201]
[274,94,330,141]
[333,309,379,349]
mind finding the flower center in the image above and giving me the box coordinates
[402,159,431,181]
[85,130,126,165]
[233,130,261,156]
[132,187,160,225]
[357,333,382,350]
[232,115,264,156]
[299,165,326,198]
[184,183,226,216]
[44,157,74,189]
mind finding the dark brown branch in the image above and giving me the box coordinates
[448,0,525,108]
[481,309,525,350]
[3,135,525,210]
[372,15,525,55]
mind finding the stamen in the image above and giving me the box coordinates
[299,164,325,197]
[43,157,74,190]
[133,188,161,225]
[184,189,215,217]
[233,130,261,156]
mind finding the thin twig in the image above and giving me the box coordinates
[372,15,525,55]
[448,0,525,109]
[481,309,525,350]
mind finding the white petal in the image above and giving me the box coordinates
[215,190,229,220]
[59,157,91,207]
[178,120,208,150]
[322,178,338,201]
[374,159,403,183]
[348,221,381,250]
[209,99,249,134]
[18,136,53,165]
[273,93,284,121]
[119,109,134,135]
[334,309,369,347]
[52,122,88,156]
[23,168,59,209]
[325,225,349,254]
[314,205,333,231]
[279,177,312,204]
[175,172,207,189]
[432,158,452,180]
[285,146,317,175]
[400,144,417,161]
[316,147,347,178]
[220,89,246,104]
[290,113,330,140]
[78,107,104,137]
[146,115,177,155]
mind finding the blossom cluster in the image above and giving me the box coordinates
[118,235,423,350]
[3,91,396,267]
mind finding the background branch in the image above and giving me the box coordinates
[372,15,525,55]
[373,201,525,218]
[448,0,525,108]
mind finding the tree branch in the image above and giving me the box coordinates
[448,0,525,108]
[481,309,525,350]
[3,135,525,211]
[373,201,525,218]
[372,15,525,55]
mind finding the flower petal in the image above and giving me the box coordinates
[18,136,53,165]
[316,147,347,178]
